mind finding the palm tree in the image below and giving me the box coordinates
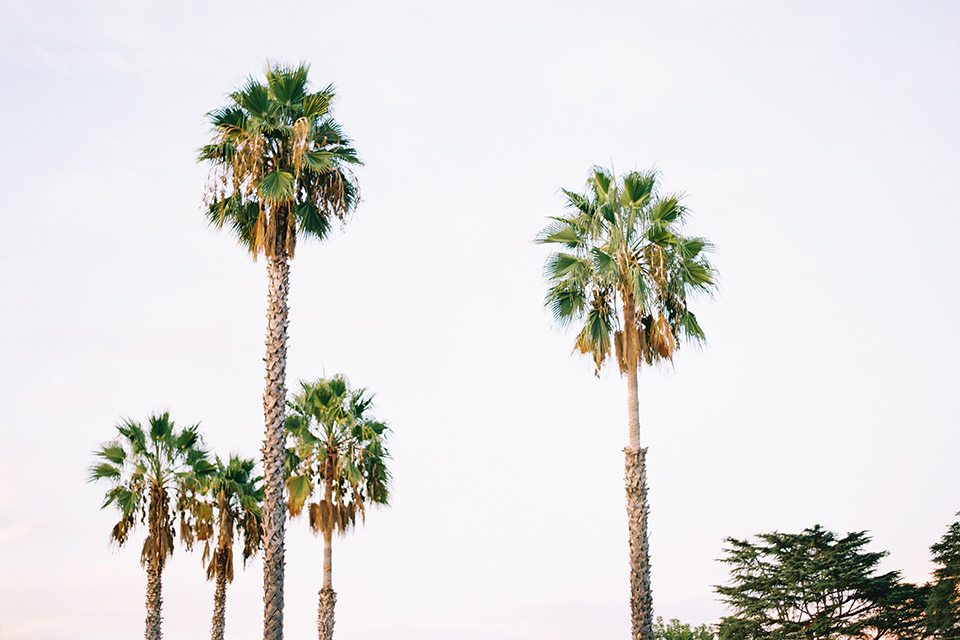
[194,454,264,640]
[285,375,391,640]
[89,412,214,640]
[536,167,716,640]
[199,61,361,640]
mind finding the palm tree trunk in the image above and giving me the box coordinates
[317,533,336,640]
[262,256,290,640]
[317,583,336,640]
[624,294,641,450]
[317,478,336,640]
[211,549,228,640]
[625,447,653,640]
[145,560,163,640]
[622,294,652,640]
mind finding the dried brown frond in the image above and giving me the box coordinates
[637,321,651,366]
[290,117,311,178]
[224,547,234,583]
[255,206,268,258]
[286,208,297,259]
[614,330,628,375]
[651,312,676,361]
[574,329,606,374]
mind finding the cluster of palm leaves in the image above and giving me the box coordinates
[89,413,262,640]
[538,167,715,380]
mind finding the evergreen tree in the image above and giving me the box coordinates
[927,515,960,639]
[716,525,903,640]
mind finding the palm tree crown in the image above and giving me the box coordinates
[537,166,716,376]
[195,454,263,582]
[286,375,391,536]
[90,412,213,567]
[194,454,263,640]
[90,412,213,640]
[200,61,361,260]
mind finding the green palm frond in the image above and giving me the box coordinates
[266,61,309,107]
[545,282,586,325]
[545,252,590,280]
[536,222,582,248]
[287,474,313,516]
[90,462,121,481]
[301,90,333,120]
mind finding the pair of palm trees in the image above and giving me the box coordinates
[537,168,717,640]
[89,414,262,640]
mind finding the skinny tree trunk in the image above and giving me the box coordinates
[623,294,641,450]
[145,561,163,640]
[262,256,290,640]
[317,478,336,640]
[622,294,652,640]
[625,447,652,640]
[211,549,228,640]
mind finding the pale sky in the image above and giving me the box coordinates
[2,1,959,639]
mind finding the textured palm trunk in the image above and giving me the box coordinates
[211,549,228,640]
[625,447,652,640]
[317,584,336,640]
[317,475,336,640]
[145,560,163,640]
[623,294,652,640]
[262,256,290,640]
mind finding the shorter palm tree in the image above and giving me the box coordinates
[90,412,214,640]
[537,166,717,640]
[285,375,391,640]
[193,454,264,640]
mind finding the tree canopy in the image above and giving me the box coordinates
[715,525,918,640]
[927,514,960,638]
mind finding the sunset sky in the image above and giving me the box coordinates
[2,1,959,638]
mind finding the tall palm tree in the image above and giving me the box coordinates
[199,61,361,640]
[89,412,214,640]
[285,375,391,640]
[536,167,716,640]
[194,454,264,640]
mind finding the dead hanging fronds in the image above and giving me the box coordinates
[308,500,328,534]
[644,244,668,291]
[307,499,358,535]
[230,130,266,202]
[289,117,311,179]
[614,330,626,375]
[286,206,298,259]
[644,311,677,364]
[254,205,269,259]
